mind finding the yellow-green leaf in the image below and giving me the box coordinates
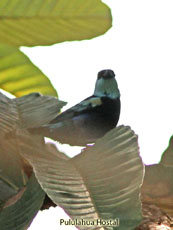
[0,44,57,97]
[0,0,112,47]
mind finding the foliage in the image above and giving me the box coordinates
[0,92,65,229]
[0,45,58,97]
[0,174,45,230]
[0,91,144,229]
[0,1,172,230]
[18,125,144,230]
[0,0,112,97]
[0,0,112,47]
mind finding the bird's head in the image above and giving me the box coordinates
[94,69,120,99]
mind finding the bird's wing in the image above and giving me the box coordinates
[75,96,102,111]
[50,96,102,123]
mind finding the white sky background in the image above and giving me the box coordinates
[21,0,173,229]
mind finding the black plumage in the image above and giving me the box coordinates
[31,69,121,146]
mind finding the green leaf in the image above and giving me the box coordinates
[0,0,112,47]
[0,92,66,135]
[0,173,45,230]
[0,139,28,207]
[18,125,144,230]
[0,92,18,136]
[14,93,67,128]
[0,91,65,206]
[0,44,57,97]
[0,91,64,228]
[160,135,173,167]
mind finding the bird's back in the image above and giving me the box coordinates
[40,96,120,146]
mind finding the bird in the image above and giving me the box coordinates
[31,69,121,146]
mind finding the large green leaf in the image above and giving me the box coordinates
[0,92,66,229]
[14,93,66,128]
[0,91,65,207]
[0,44,57,97]
[0,138,28,208]
[0,93,28,209]
[0,173,45,230]
[0,0,112,47]
[0,92,66,135]
[18,126,144,230]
